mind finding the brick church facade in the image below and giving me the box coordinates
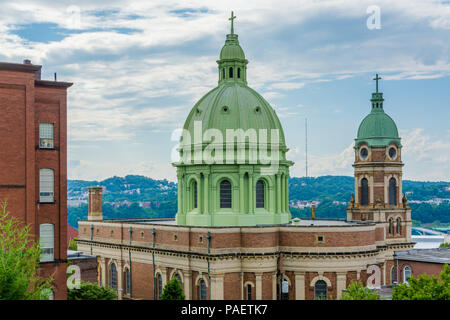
[77,16,415,300]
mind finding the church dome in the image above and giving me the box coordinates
[355,88,401,148]
[220,34,246,60]
[183,82,286,147]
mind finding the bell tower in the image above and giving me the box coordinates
[347,75,411,243]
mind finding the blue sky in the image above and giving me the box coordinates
[1,0,449,181]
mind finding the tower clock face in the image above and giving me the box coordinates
[388,147,397,159]
[360,147,369,159]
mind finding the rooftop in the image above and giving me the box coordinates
[81,217,363,228]
[395,247,450,264]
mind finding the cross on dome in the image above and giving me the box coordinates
[373,74,382,93]
[229,11,236,34]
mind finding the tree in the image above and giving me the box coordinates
[160,277,185,300]
[68,281,117,300]
[339,281,379,300]
[0,201,54,300]
[440,242,450,248]
[68,238,78,251]
[392,264,450,300]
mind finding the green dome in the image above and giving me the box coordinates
[220,34,245,60]
[355,92,401,148]
[183,82,286,147]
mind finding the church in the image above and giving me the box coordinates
[77,14,414,300]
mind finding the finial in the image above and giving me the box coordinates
[229,11,236,34]
[373,73,382,93]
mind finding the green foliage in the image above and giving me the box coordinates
[0,201,54,300]
[160,277,185,300]
[67,281,117,300]
[68,238,78,251]
[440,243,450,248]
[392,264,450,300]
[339,281,379,300]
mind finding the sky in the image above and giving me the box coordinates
[1,0,449,182]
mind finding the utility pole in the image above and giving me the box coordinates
[305,118,308,178]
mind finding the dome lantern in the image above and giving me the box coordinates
[217,11,248,85]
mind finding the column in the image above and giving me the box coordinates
[285,175,289,213]
[276,174,281,213]
[117,260,124,300]
[248,174,254,214]
[211,274,224,300]
[240,272,244,300]
[101,257,107,287]
[272,272,277,300]
[355,175,359,204]
[182,175,187,214]
[255,273,262,300]
[184,271,192,300]
[161,268,168,287]
[382,263,386,286]
[239,173,244,213]
[199,174,203,214]
[336,273,347,299]
[177,175,183,213]
[204,173,209,214]
[295,272,305,300]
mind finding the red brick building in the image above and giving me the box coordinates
[0,60,72,299]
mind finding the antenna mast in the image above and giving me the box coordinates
[305,118,308,178]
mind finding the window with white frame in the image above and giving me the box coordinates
[39,223,54,262]
[40,169,54,202]
[403,266,412,284]
[39,123,54,148]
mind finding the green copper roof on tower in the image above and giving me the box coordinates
[355,74,402,148]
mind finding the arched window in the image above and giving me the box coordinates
[110,263,117,289]
[396,218,401,234]
[222,68,225,79]
[229,67,233,78]
[39,223,54,262]
[388,218,393,234]
[246,284,252,300]
[314,280,327,300]
[39,169,54,202]
[174,273,182,286]
[125,268,131,295]
[389,178,397,205]
[199,279,207,300]
[156,274,163,300]
[193,181,198,209]
[361,178,369,206]
[256,180,265,208]
[220,180,232,208]
[403,266,411,284]
[238,68,241,78]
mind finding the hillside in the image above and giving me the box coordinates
[68,175,450,229]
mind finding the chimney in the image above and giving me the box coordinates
[311,205,316,219]
[88,186,103,220]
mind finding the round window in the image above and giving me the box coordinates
[388,147,397,159]
[360,147,369,160]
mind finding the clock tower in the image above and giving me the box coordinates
[347,75,412,244]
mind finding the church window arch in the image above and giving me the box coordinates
[229,67,233,78]
[238,68,241,78]
[396,217,401,234]
[109,263,117,290]
[361,178,369,206]
[388,218,393,234]
[256,180,265,208]
[220,180,232,208]
[389,178,397,206]
[314,280,327,300]
[156,273,163,300]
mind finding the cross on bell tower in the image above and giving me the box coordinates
[373,73,382,93]
[229,11,236,34]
